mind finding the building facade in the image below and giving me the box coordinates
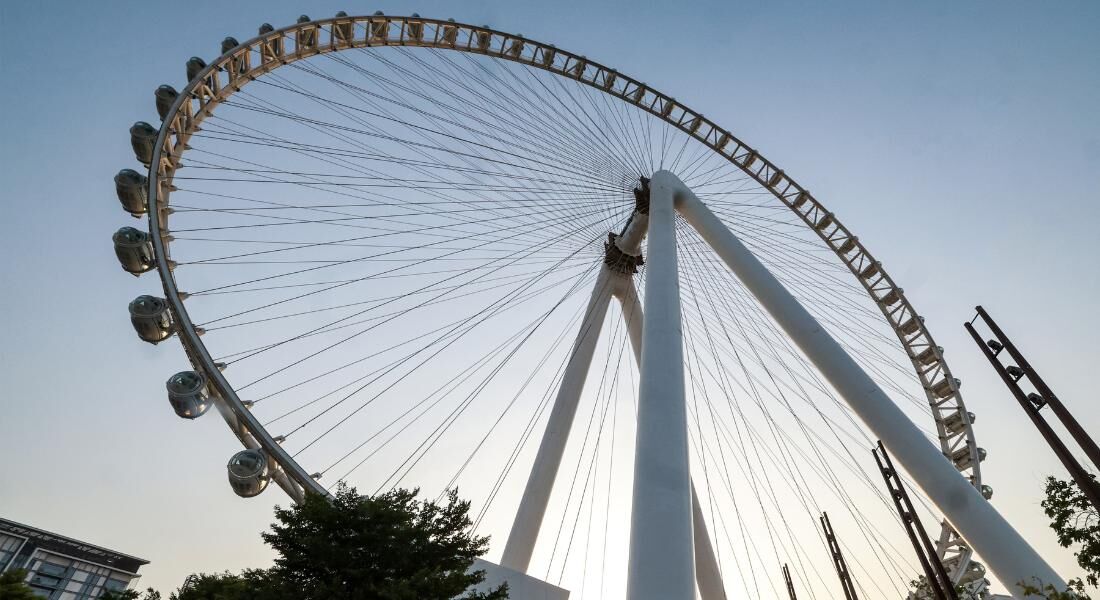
[0,518,147,599]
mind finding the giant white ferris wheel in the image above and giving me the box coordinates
[112,13,1063,599]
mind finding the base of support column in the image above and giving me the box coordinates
[468,559,570,599]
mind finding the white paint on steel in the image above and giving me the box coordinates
[659,170,1064,597]
[692,483,727,600]
[501,267,618,572]
[626,175,695,600]
[612,276,643,365]
[617,278,726,600]
[469,559,570,600]
[615,212,649,257]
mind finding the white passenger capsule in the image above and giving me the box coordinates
[130,122,157,166]
[837,236,858,254]
[297,15,316,49]
[334,11,353,44]
[859,260,881,280]
[930,377,959,399]
[166,370,214,419]
[129,295,173,344]
[228,449,271,497]
[112,227,155,275]
[879,287,903,306]
[942,410,975,435]
[541,44,557,67]
[258,23,282,60]
[370,11,388,40]
[915,345,942,366]
[442,18,458,45]
[221,36,239,55]
[407,13,424,41]
[952,446,987,470]
[476,25,491,51]
[115,168,148,216]
[186,56,207,82]
[154,85,178,121]
[506,34,523,57]
[899,315,924,335]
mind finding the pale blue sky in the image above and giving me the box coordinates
[1,0,1097,596]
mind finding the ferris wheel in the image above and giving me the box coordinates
[112,13,1062,599]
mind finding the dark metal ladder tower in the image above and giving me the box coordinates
[820,512,859,600]
[874,441,958,600]
[965,305,1100,511]
[782,563,798,600]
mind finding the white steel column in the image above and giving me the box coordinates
[626,175,696,600]
[501,266,617,572]
[659,169,1065,597]
[612,277,644,365]
[615,277,727,600]
[692,483,727,600]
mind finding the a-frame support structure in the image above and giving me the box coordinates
[499,171,1062,599]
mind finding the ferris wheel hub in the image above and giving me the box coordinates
[603,233,644,274]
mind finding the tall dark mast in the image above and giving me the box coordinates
[820,512,859,600]
[966,305,1100,511]
[874,441,958,600]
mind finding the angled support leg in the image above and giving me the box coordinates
[501,265,617,571]
[692,482,727,600]
[502,205,649,574]
[658,169,1064,597]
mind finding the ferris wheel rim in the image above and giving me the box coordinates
[141,12,981,582]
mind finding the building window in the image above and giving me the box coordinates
[0,520,146,599]
[28,557,72,598]
[0,533,25,571]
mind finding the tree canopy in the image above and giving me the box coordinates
[907,574,981,599]
[1042,474,1100,588]
[0,570,38,600]
[164,484,507,600]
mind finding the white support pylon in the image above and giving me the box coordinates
[501,265,618,572]
[692,483,727,600]
[626,175,696,600]
[613,276,644,366]
[502,209,651,573]
[656,169,1065,598]
[616,277,727,600]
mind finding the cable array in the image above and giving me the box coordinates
[162,36,946,598]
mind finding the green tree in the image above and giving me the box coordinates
[168,571,270,600]
[1018,577,1091,599]
[101,587,162,600]
[908,574,981,599]
[171,484,506,600]
[1042,475,1100,587]
[0,569,37,600]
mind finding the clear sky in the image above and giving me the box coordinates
[1,0,1097,597]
